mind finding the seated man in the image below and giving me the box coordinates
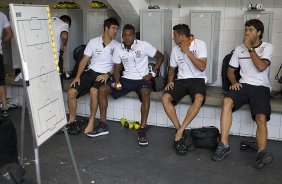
[211,19,273,169]
[66,17,120,135]
[96,24,164,145]
[161,24,207,155]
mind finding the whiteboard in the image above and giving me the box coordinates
[9,4,67,146]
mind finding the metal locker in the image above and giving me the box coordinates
[86,9,121,43]
[191,10,221,84]
[140,9,172,79]
[51,9,84,72]
[244,11,273,43]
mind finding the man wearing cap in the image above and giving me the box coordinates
[161,24,207,155]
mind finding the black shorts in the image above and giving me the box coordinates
[226,83,271,121]
[109,77,152,102]
[71,69,109,98]
[0,54,5,86]
[164,78,206,106]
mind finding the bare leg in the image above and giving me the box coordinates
[220,97,234,146]
[84,87,99,133]
[98,84,112,123]
[0,85,8,110]
[161,93,181,130]
[175,94,204,140]
[68,88,78,123]
[140,88,151,127]
[255,114,268,153]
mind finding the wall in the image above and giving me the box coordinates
[3,0,282,141]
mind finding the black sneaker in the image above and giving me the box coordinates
[138,128,149,146]
[67,121,82,135]
[87,122,109,137]
[254,150,273,169]
[240,140,258,151]
[211,142,231,161]
[1,110,9,118]
[174,138,187,155]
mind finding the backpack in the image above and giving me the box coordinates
[71,44,87,78]
[191,126,220,150]
[221,50,241,91]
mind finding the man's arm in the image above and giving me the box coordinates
[3,27,13,42]
[60,31,68,52]
[152,50,164,73]
[179,41,206,72]
[113,63,123,84]
[75,55,90,79]
[227,66,242,90]
[249,52,270,72]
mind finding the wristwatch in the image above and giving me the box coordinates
[150,71,156,78]
[248,47,255,52]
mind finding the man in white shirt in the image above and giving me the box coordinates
[66,17,120,135]
[211,19,273,169]
[0,12,13,117]
[52,15,71,85]
[161,24,207,155]
[96,24,164,145]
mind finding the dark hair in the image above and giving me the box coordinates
[123,24,135,33]
[104,17,120,31]
[60,15,71,27]
[245,19,264,40]
[173,24,191,37]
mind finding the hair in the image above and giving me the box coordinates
[60,15,72,27]
[245,19,264,40]
[104,17,120,31]
[173,24,191,38]
[123,24,135,33]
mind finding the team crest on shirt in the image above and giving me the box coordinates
[110,48,114,56]
[135,50,142,58]
[257,46,264,57]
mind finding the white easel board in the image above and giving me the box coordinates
[9,4,67,146]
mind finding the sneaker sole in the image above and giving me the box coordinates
[138,141,149,146]
[87,131,109,137]
[255,154,273,169]
[212,150,231,161]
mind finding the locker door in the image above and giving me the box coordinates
[191,12,213,81]
[87,10,106,41]
[141,11,163,52]
[245,13,271,42]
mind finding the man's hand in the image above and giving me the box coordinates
[70,77,80,87]
[114,82,122,90]
[230,82,242,90]
[143,73,152,81]
[165,81,174,90]
[178,41,190,54]
[96,74,109,83]
[243,36,252,49]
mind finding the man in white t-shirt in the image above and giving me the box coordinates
[96,24,164,146]
[66,17,120,135]
[0,12,13,117]
[211,19,273,169]
[52,15,71,85]
[161,24,207,155]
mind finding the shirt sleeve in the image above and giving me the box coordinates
[229,47,240,69]
[143,41,157,58]
[60,23,69,33]
[2,14,10,28]
[169,47,178,68]
[196,41,207,59]
[112,46,122,64]
[84,40,93,57]
[261,43,273,62]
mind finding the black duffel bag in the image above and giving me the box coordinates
[191,126,220,150]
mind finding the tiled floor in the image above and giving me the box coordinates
[6,108,282,184]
